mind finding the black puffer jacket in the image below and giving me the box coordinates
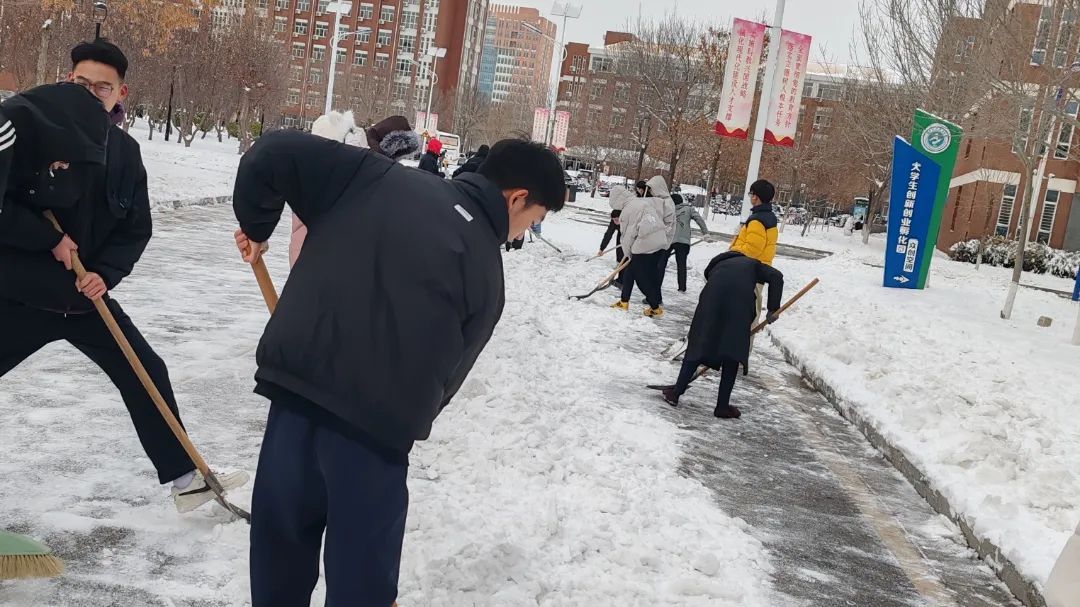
[0,83,149,313]
[233,130,509,454]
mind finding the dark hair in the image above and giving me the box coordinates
[478,139,566,211]
[71,38,129,80]
[749,179,775,205]
[476,144,490,156]
[671,193,684,205]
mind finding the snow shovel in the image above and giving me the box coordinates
[44,211,251,522]
[569,257,630,301]
[588,244,621,262]
[647,278,820,390]
[530,231,563,253]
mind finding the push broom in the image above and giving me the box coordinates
[0,530,63,580]
[44,212,251,522]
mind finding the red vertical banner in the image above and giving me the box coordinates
[532,108,550,143]
[553,111,571,150]
[714,18,767,139]
[764,29,813,147]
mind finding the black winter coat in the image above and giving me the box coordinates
[418,150,443,177]
[452,151,486,178]
[0,84,150,313]
[233,130,509,454]
[685,252,784,372]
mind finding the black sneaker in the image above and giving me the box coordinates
[661,388,679,407]
[713,405,742,419]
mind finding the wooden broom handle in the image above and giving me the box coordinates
[751,277,820,335]
[43,211,213,478]
[251,257,278,314]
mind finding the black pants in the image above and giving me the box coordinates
[250,399,409,607]
[621,251,664,308]
[0,298,194,484]
[670,243,691,291]
[674,357,740,410]
[505,236,524,251]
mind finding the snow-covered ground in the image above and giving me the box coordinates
[765,229,1080,587]
[125,120,243,207]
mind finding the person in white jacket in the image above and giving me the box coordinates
[612,175,676,317]
[1045,521,1080,607]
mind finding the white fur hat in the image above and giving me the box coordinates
[310,110,364,145]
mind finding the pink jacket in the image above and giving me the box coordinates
[289,215,307,268]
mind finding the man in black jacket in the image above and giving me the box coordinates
[417,136,444,177]
[232,135,565,606]
[0,40,247,513]
[452,143,488,177]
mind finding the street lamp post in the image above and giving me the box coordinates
[539,2,580,147]
[424,46,447,136]
[522,18,570,148]
[324,1,362,116]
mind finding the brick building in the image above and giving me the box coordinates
[271,0,489,130]
[939,0,1080,252]
[475,4,554,107]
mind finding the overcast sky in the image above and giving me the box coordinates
[511,0,864,64]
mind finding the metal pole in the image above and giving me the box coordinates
[547,13,568,146]
[740,0,786,218]
[425,54,439,136]
[325,10,343,115]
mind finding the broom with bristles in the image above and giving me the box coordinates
[0,530,64,579]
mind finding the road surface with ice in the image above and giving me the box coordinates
[0,203,1018,606]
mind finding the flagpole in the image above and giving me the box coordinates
[740,0,786,218]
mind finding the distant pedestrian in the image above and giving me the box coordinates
[660,252,784,418]
[659,192,708,293]
[635,180,647,197]
[418,137,444,177]
[453,144,488,177]
[611,175,675,317]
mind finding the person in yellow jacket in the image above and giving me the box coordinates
[730,179,779,266]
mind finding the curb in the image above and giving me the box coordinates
[767,331,1045,607]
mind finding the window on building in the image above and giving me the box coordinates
[802,82,814,99]
[303,118,314,130]
[276,0,289,10]
[401,10,418,29]
[274,16,287,32]
[996,184,1018,236]
[813,107,833,129]
[571,55,586,73]
[395,57,412,76]
[292,43,306,59]
[380,5,394,22]
[294,19,308,35]
[336,47,347,64]
[357,29,371,43]
[354,49,368,65]
[587,107,603,124]
[400,35,415,53]
[358,3,373,19]
[1032,5,1051,65]
[316,0,328,13]
[1055,100,1080,159]
[1054,8,1076,67]
[955,35,975,63]
[312,45,325,60]
[1037,189,1060,244]
[256,0,269,9]
[310,68,323,84]
[377,29,391,46]
[811,132,828,145]
[375,53,389,69]
[591,56,613,73]
[283,115,299,128]
[392,82,408,99]
[610,111,624,129]
[290,65,303,81]
[817,84,842,101]
[286,90,300,105]
[422,10,437,31]
[590,82,605,101]
[306,91,320,108]
[314,21,328,37]
[296,0,310,11]
[1017,100,1035,152]
[614,82,630,104]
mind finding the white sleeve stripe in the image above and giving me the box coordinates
[0,136,15,152]
[0,121,11,135]
[0,128,15,147]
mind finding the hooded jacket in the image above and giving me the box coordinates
[673,196,708,245]
[234,129,509,455]
[621,175,675,255]
[452,146,488,178]
[0,83,149,313]
[730,203,779,266]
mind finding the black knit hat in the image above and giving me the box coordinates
[749,179,775,205]
[635,180,647,191]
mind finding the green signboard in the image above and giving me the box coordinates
[910,109,963,288]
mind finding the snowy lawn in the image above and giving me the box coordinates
[126,119,242,206]
[766,233,1080,587]
[0,205,777,606]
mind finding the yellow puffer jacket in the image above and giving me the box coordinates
[730,204,779,266]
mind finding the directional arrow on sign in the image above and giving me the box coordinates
[894,276,910,284]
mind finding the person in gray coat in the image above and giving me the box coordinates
[659,193,709,292]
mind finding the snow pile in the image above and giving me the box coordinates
[768,241,1080,585]
[128,119,242,207]
[949,237,1080,280]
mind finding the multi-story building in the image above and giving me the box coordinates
[940,1,1080,252]
[474,4,555,106]
[271,0,489,130]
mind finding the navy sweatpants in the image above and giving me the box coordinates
[250,399,409,607]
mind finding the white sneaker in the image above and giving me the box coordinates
[172,470,250,514]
